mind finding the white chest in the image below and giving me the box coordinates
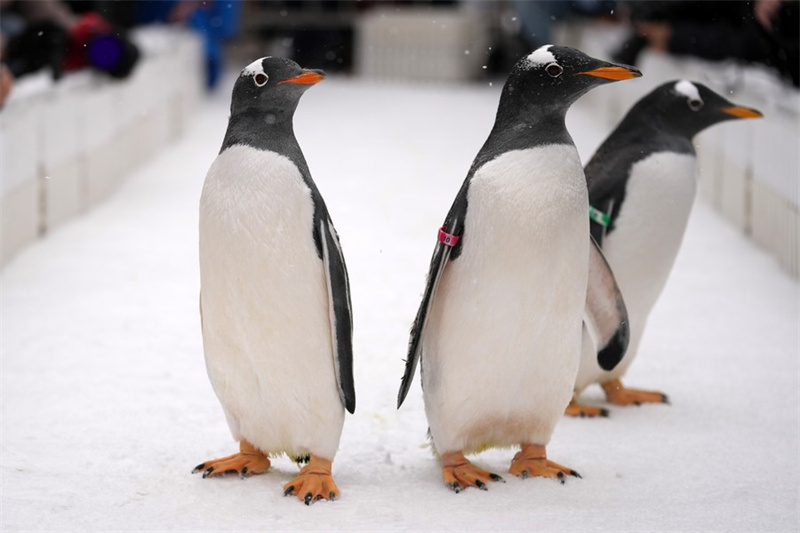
[466,144,589,254]
[448,144,589,362]
[603,151,697,313]
[199,145,316,255]
[197,145,342,457]
[423,145,590,452]
[198,145,326,346]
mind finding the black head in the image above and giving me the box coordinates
[628,80,763,138]
[228,56,325,120]
[498,45,642,119]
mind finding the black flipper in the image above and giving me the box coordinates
[397,191,467,409]
[584,236,629,371]
[396,147,480,408]
[397,240,451,408]
[319,216,356,414]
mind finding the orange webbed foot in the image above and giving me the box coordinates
[283,456,340,505]
[564,399,610,418]
[441,451,505,493]
[192,440,270,479]
[509,444,580,484]
[601,379,670,406]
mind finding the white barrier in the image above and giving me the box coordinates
[356,7,490,83]
[0,26,203,267]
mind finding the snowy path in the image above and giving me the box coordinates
[2,78,798,532]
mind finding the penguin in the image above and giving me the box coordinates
[568,80,762,417]
[397,45,641,492]
[193,57,355,505]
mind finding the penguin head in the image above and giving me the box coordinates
[500,45,641,114]
[641,80,763,137]
[229,57,325,119]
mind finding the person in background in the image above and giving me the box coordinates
[613,0,799,87]
[0,0,139,83]
[134,0,241,90]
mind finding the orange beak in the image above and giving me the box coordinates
[721,106,763,119]
[277,70,326,85]
[576,65,642,80]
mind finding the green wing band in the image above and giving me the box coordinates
[589,206,610,227]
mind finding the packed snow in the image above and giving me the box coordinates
[2,76,798,531]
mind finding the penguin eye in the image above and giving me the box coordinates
[545,63,563,78]
[254,73,269,87]
[688,99,703,111]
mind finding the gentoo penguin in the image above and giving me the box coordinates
[397,45,640,492]
[193,57,355,505]
[568,80,762,417]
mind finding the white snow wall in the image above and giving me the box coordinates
[0,27,203,267]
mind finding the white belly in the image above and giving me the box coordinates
[423,145,589,454]
[576,151,697,389]
[199,145,343,459]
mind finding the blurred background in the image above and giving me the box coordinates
[0,0,797,277]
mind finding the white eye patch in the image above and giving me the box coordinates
[242,57,268,77]
[526,45,556,67]
[674,80,703,106]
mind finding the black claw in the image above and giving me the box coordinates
[314,494,323,503]
[241,466,248,476]
[329,491,336,501]
[450,481,461,493]
[662,394,670,405]
[579,411,586,418]
[304,493,313,505]
[633,401,642,406]
[284,485,295,497]
[489,473,505,483]
[557,471,565,479]
[202,466,214,479]
[600,408,610,417]
[475,479,487,491]
[521,470,529,479]
[570,470,582,479]
[192,463,206,474]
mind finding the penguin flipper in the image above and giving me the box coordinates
[584,236,629,371]
[397,241,451,409]
[398,186,467,409]
[319,217,356,414]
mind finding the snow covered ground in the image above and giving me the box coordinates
[2,75,798,532]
